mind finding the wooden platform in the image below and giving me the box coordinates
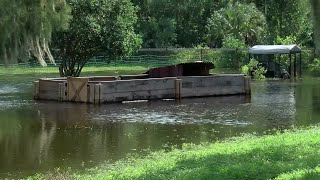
[33,74,251,104]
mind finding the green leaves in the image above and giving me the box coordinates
[0,0,71,66]
[206,2,266,47]
[56,0,142,77]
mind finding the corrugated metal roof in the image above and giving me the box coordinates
[249,44,301,55]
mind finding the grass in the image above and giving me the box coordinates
[27,126,320,180]
[0,65,148,84]
[0,65,147,76]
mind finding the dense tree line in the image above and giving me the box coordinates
[1,0,318,76]
[132,0,312,48]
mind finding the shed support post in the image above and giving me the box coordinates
[294,53,297,79]
[299,52,302,78]
[289,53,294,80]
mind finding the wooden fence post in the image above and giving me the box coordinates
[175,79,182,99]
[33,81,40,100]
[58,82,68,101]
[244,77,251,95]
[94,83,102,104]
[88,84,95,103]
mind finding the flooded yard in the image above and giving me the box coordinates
[0,74,319,178]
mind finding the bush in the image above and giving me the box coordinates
[216,36,248,69]
[308,58,320,75]
[242,58,267,79]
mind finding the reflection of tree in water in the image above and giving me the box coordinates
[295,77,320,126]
[0,108,57,176]
[38,110,57,165]
[243,81,296,131]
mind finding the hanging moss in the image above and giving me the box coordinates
[0,0,71,66]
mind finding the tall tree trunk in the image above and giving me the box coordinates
[311,0,320,57]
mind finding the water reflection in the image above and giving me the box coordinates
[1,79,319,178]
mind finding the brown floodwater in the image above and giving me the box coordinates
[0,75,320,178]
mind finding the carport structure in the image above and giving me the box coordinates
[249,44,302,79]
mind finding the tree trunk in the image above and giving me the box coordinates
[59,59,76,77]
[59,58,86,77]
[311,0,320,57]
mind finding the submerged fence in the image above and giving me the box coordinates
[0,48,316,69]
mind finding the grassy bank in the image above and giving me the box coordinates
[29,126,320,180]
[0,66,148,84]
[0,65,147,76]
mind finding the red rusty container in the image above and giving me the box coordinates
[146,62,214,78]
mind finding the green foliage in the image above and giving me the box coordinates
[132,0,229,48]
[242,58,266,79]
[175,45,221,64]
[241,65,249,75]
[308,58,320,75]
[215,35,248,69]
[311,0,320,56]
[274,35,298,68]
[206,2,266,47]
[132,0,311,49]
[55,0,142,77]
[275,35,297,45]
[0,0,71,66]
[243,0,312,45]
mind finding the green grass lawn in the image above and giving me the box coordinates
[28,126,320,180]
[0,65,147,76]
[0,65,148,84]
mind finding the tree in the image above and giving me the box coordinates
[55,0,142,77]
[132,0,177,48]
[0,0,71,66]
[132,0,228,48]
[242,0,312,45]
[205,2,266,47]
[311,0,320,56]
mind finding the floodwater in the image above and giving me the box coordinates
[0,74,320,178]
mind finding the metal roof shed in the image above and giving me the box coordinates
[249,45,301,54]
[249,44,302,79]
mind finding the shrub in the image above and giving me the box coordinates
[242,58,267,79]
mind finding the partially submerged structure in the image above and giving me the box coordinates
[249,44,302,79]
[33,62,251,104]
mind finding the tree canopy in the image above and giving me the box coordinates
[131,0,312,48]
[1,0,317,67]
[206,2,266,47]
[0,0,71,66]
[55,0,142,77]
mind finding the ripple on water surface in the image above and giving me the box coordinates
[90,96,253,126]
[0,85,20,94]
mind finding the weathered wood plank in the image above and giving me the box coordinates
[94,83,102,104]
[38,80,60,100]
[101,77,176,94]
[181,75,246,97]
[33,81,40,100]
[67,77,89,103]
[101,89,175,103]
[175,79,182,99]
[88,84,95,103]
